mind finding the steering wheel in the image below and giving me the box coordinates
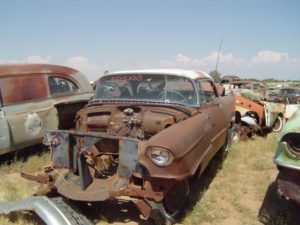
[158,90,187,103]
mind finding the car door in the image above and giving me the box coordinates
[0,74,59,153]
[197,79,226,158]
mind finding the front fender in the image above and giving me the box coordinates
[139,112,211,179]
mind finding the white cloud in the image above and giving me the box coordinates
[21,55,52,64]
[64,56,104,81]
[161,53,206,68]
[252,50,289,64]
[0,55,52,64]
[161,52,246,70]
[160,50,300,80]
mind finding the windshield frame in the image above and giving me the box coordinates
[94,73,200,107]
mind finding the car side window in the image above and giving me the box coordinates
[197,79,217,103]
[48,77,79,95]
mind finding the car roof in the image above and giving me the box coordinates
[0,64,79,77]
[106,69,212,80]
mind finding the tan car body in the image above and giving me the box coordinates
[0,64,93,154]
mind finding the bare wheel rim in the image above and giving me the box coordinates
[273,116,283,132]
[232,130,240,143]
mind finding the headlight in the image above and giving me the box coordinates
[283,133,300,156]
[146,147,175,166]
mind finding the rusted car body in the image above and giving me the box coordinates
[0,64,93,155]
[274,109,300,204]
[233,95,285,139]
[285,104,300,120]
[220,75,240,95]
[268,87,300,104]
[21,69,235,223]
[229,80,269,101]
[220,75,240,84]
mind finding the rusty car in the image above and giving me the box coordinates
[0,64,93,155]
[273,108,300,204]
[229,80,269,101]
[268,86,300,105]
[15,69,236,224]
[232,94,285,141]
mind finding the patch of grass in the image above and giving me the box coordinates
[0,147,48,224]
[0,149,50,175]
[1,179,20,201]
[0,213,43,225]
[185,199,229,224]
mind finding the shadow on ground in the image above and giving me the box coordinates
[259,180,300,225]
[0,144,47,165]
[75,199,153,225]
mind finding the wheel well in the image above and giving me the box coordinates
[235,111,242,124]
[277,113,283,118]
[55,102,88,129]
[244,111,260,124]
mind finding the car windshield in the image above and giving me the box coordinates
[279,88,300,95]
[94,74,197,106]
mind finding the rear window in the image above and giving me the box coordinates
[48,77,79,95]
[0,74,48,105]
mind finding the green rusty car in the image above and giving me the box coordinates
[274,108,300,204]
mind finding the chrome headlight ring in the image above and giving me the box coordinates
[146,147,175,167]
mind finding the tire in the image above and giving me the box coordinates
[150,180,190,224]
[50,197,93,225]
[272,116,284,132]
[218,129,230,161]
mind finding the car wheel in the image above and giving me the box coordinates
[218,129,231,162]
[151,180,190,224]
[273,116,284,132]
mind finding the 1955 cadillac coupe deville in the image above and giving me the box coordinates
[13,69,235,224]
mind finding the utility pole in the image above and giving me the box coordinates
[215,35,223,72]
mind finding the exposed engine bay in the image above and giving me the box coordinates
[71,104,191,180]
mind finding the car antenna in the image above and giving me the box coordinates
[215,35,223,71]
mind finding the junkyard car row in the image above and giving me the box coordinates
[0,65,299,225]
[224,79,300,141]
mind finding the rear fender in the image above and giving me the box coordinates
[0,108,11,153]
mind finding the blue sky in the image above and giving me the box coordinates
[1,0,299,81]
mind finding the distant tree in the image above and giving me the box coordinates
[104,70,109,74]
[209,70,222,83]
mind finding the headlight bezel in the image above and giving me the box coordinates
[282,133,300,157]
[146,146,175,167]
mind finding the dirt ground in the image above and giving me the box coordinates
[0,133,299,225]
